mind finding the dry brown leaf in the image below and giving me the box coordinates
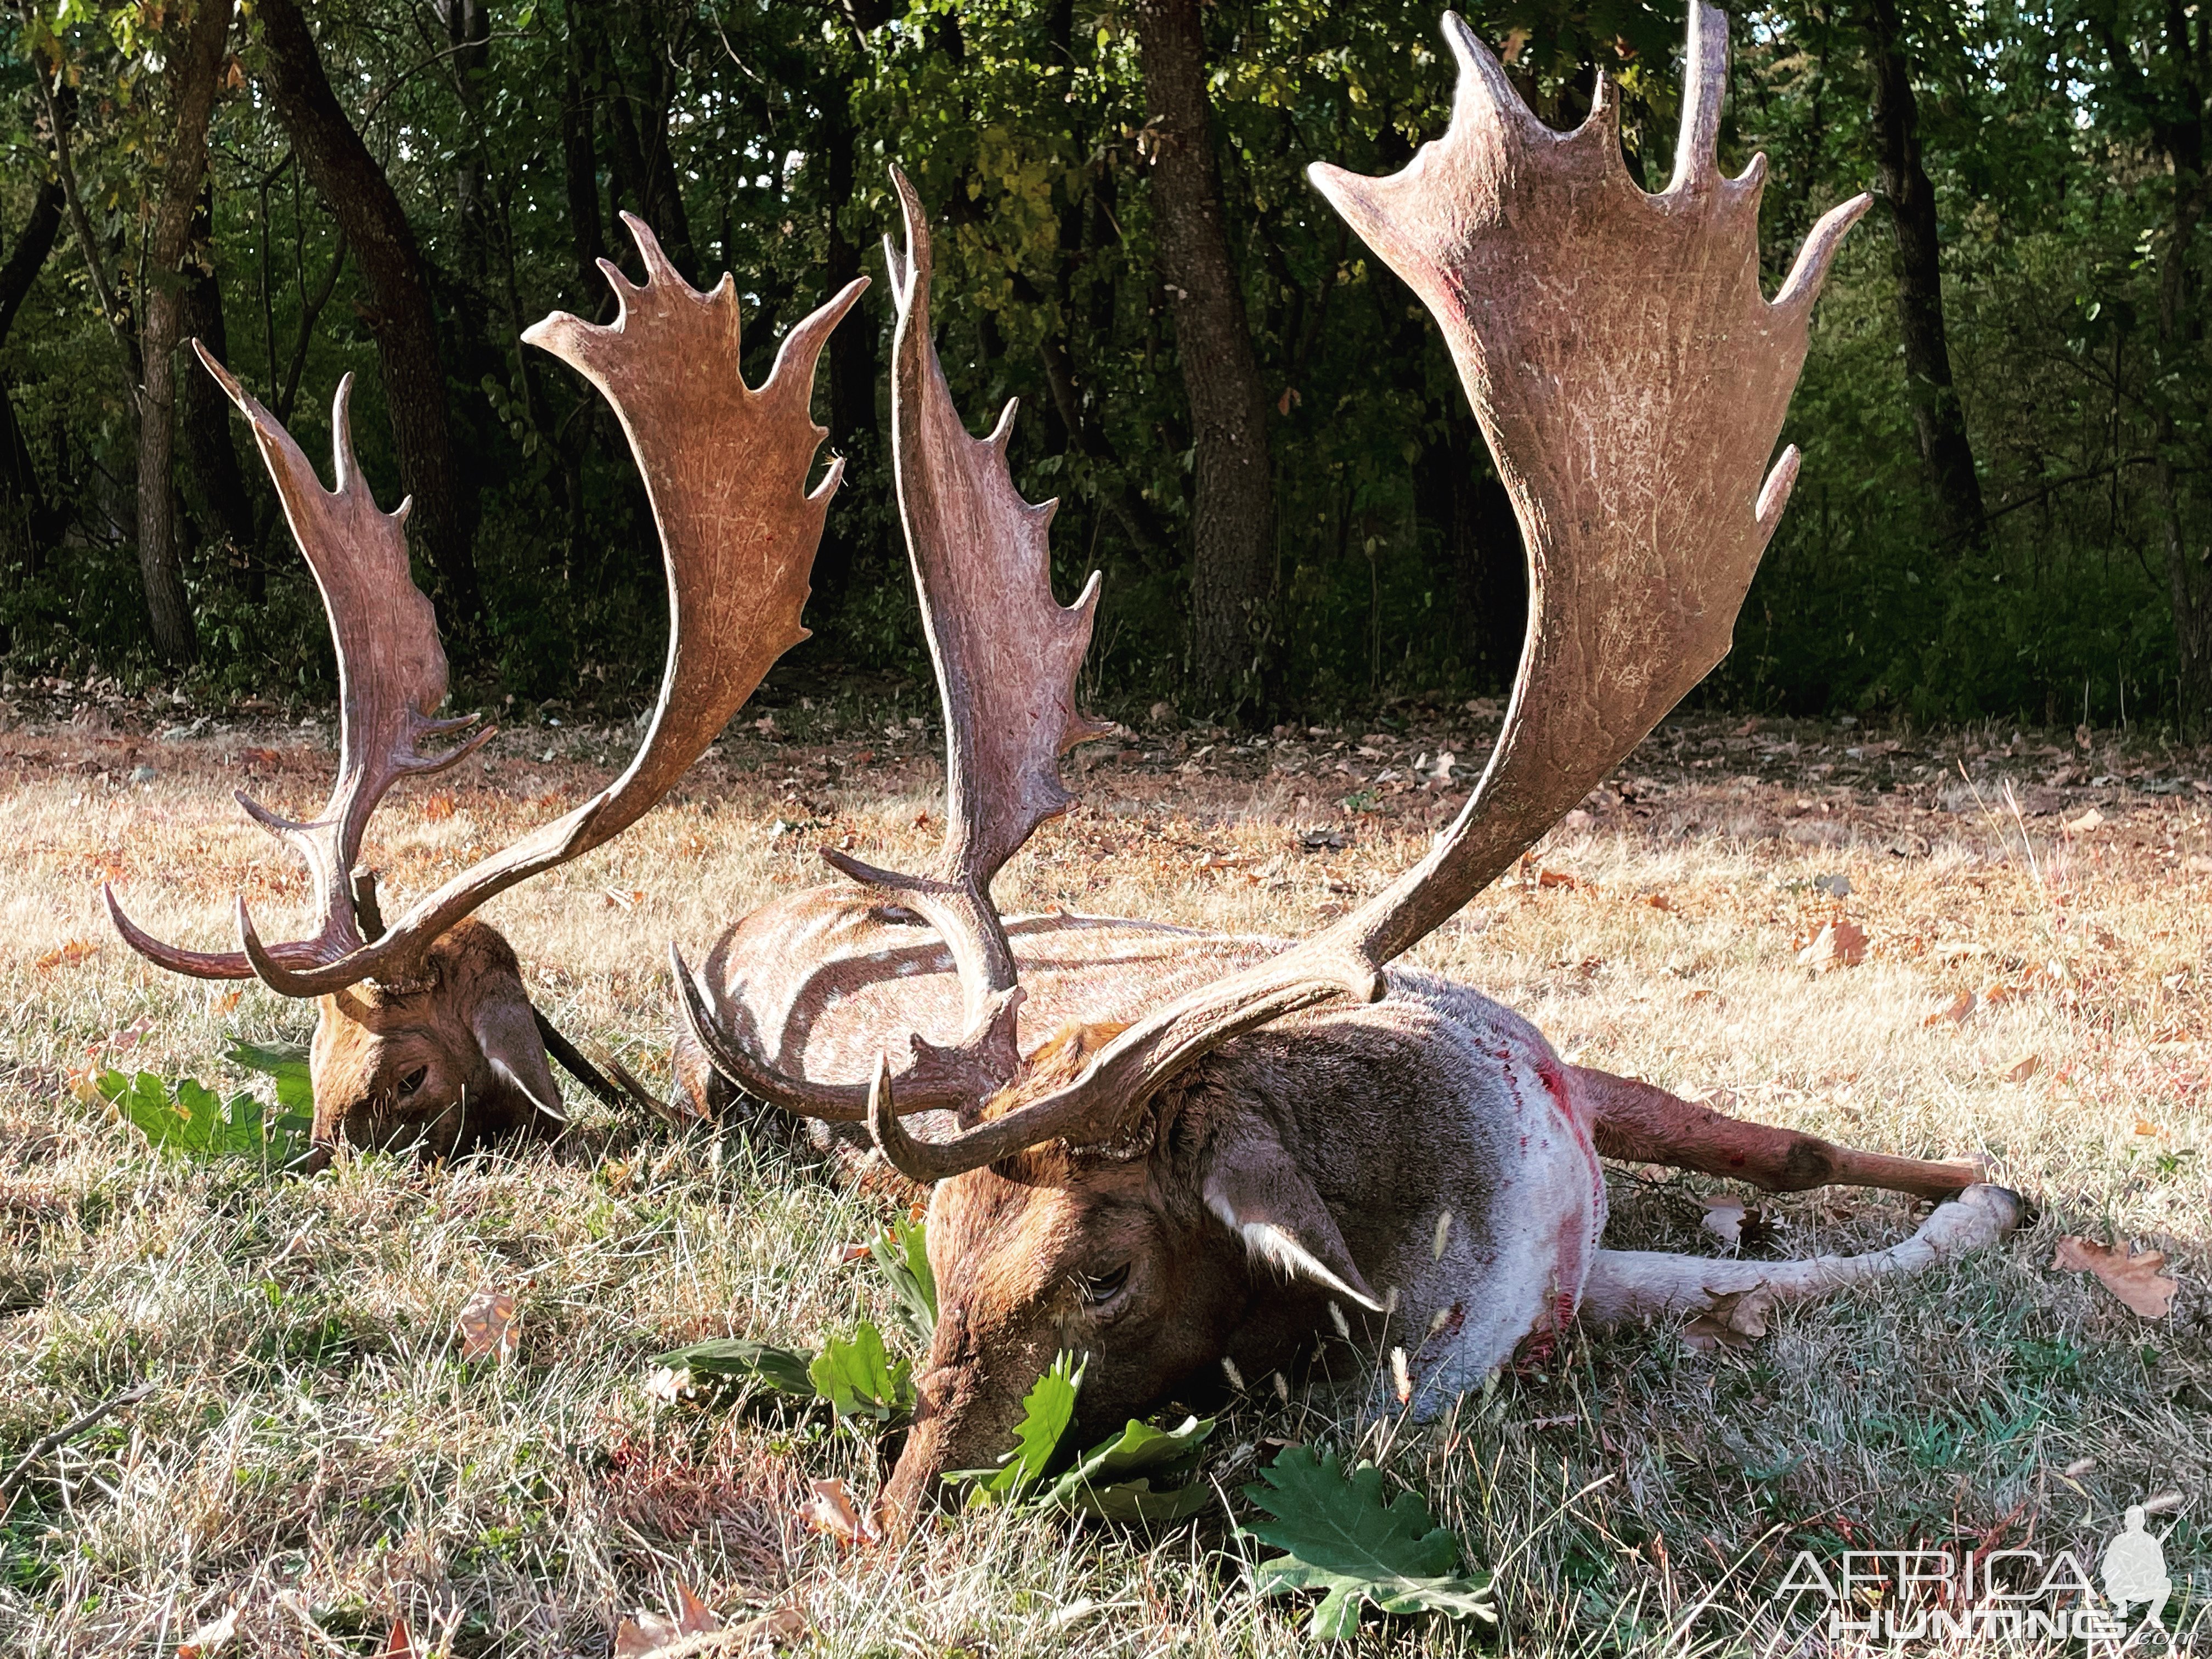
[2000,1053,2041,1083]
[1924,989,1976,1027]
[177,1606,239,1658]
[1536,867,1585,891]
[2134,1119,2163,1138]
[2063,807,2106,834]
[2051,1236,2179,1319]
[456,1285,518,1363]
[1683,1286,1776,1351]
[1699,1195,1775,1250]
[798,1476,878,1546]
[421,792,457,821]
[614,1583,721,1658]
[206,985,244,1015]
[602,887,646,910]
[379,1620,425,1658]
[1795,920,1867,972]
[1700,1195,1748,1246]
[34,939,97,972]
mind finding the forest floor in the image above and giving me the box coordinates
[0,679,2207,1655]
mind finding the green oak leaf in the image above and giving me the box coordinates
[1242,1445,1496,1640]
[867,1215,936,1347]
[946,1350,1084,1504]
[651,1336,817,1397]
[807,1321,913,1423]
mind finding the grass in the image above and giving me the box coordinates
[0,679,2207,1655]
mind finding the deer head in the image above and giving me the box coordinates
[109,217,862,1154]
[679,3,1866,1522]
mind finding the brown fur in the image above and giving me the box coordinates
[308,917,563,1159]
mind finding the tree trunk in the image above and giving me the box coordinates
[811,84,877,608]
[177,185,257,569]
[1864,0,1986,551]
[1131,0,1277,710]
[0,178,65,603]
[135,0,235,665]
[254,0,484,629]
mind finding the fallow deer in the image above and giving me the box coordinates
[106,218,862,1158]
[670,6,2024,1525]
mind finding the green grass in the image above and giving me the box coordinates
[2,707,2206,1652]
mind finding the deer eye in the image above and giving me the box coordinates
[1078,1263,1131,1307]
[396,1065,429,1099]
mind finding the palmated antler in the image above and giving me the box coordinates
[866,1,1869,1180]
[105,349,493,984]
[678,171,1108,1119]
[109,216,862,996]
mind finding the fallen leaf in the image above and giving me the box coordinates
[379,1620,425,1659]
[1924,989,1976,1026]
[1701,1195,1748,1246]
[178,1606,239,1658]
[2135,1119,2162,1138]
[456,1284,518,1363]
[1682,1286,1776,1351]
[1981,980,2017,1006]
[35,939,97,972]
[601,887,645,910]
[421,792,456,821]
[2063,807,2106,834]
[1641,891,1675,911]
[798,1476,878,1545]
[1536,867,1584,891]
[206,986,243,1015]
[613,1583,721,1659]
[2000,1053,2040,1084]
[1795,920,1867,972]
[2051,1237,2179,1319]
[240,746,280,766]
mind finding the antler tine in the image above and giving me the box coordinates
[227,217,863,997]
[754,168,1107,1114]
[863,2,1865,1182]
[106,343,490,988]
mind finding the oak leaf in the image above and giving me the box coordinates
[1682,1286,1778,1351]
[1796,921,1867,972]
[1240,1445,1494,1639]
[2050,1237,2178,1319]
[1924,990,1976,1027]
[1999,1053,2040,1084]
[456,1285,518,1363]
[798,1476,878,1545]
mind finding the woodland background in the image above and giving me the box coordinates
[0,0,2199,727]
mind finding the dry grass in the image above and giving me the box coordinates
[0,680,2207,1655]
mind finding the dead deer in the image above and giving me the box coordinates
[671,6,2023,1526]
[107,218,862,1158]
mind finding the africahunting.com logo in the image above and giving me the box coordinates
[1770,1503,2187,1647]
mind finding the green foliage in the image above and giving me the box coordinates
[3,0,2203,720]
[223,1035,314,1120]
[97,1067,313,1169]
[806,1322,914,1425]
[1240,1445,1496,1640]
[867,1215,937,1349]
[1037,1412,1216,1522]
[650,1338,817,1398]
[947,1352,1216,1520]
[947,1351,1086,1505]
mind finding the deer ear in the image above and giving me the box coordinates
[472,998,565,1122]
[1203,1121,1384,1313]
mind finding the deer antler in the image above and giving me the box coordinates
[109,217,862,996]
[105,347,492,983]
[865,1,1869,1181]
[678,170,1112,1116]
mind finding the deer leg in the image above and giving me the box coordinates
[1569,1065,1982,1199]
[1578,1182,2021,1325]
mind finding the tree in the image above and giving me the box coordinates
[252,0,483,630]
[1131,0,1277,712]
[134,0,235,664]
[1861,0,1986,552]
